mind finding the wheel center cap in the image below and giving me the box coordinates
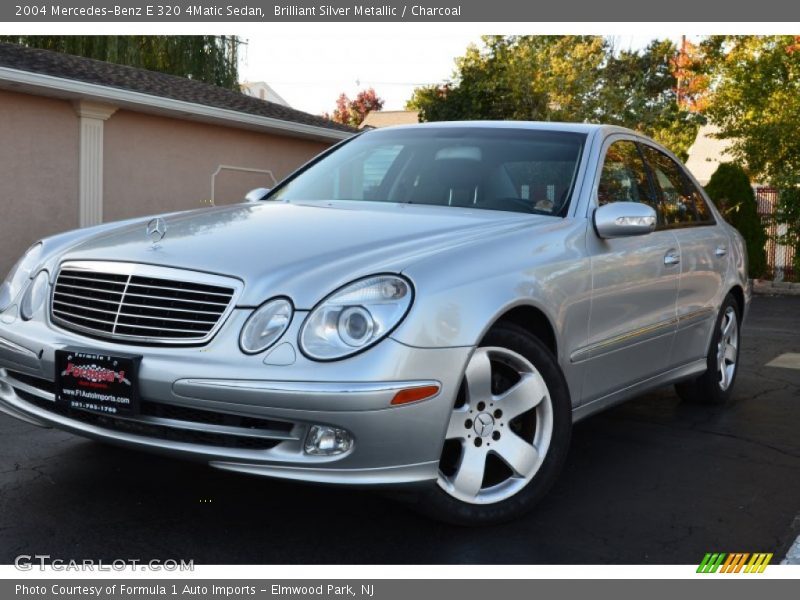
[473,412,495,437]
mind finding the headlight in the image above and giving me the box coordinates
[20,270,50,321]
[299,274,413,361]
[0,242,43,312]
[239,298,293,354]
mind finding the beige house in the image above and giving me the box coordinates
[0,43,354,275]
[240,81,291,107]
[685,124,797,279]
[359,110,419,129]
[684,124,734,186]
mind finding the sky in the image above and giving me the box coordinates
[238,30,481,115]
[238,33,679,117]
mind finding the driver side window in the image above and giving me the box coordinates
[598,140,661,220]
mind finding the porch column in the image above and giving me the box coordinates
[73,100,118,227]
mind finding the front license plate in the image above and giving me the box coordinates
[55,349,141,416]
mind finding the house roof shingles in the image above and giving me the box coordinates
[0,42,355,134]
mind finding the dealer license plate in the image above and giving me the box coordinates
[55,349,141,416]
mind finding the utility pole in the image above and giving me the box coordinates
[676,35,687,109]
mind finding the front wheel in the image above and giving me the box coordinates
[675,294,741,404]
[416,322,572,525]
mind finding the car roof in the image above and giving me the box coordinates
[368,120,635,136]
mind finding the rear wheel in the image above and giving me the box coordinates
[675,294,741,404]
[417,322,572,525]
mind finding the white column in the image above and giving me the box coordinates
[74,101,118,227]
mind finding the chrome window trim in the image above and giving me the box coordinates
[49,260,244,346]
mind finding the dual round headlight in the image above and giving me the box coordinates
[239,275,413,361]
[299,275,413,360]
[239,297,294,354]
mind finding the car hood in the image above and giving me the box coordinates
[59,201,548,307]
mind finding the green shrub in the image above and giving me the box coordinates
[704,163,768,278]
[776,187,800,282]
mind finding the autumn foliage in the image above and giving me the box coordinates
[326,88,385,127]
[670,37,710,113]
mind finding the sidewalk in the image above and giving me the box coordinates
[752,279,800,296]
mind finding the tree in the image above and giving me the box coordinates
[672,36,710,114]
[331,93,352,126]
[597,39,705,160]
[327,88,384,127]
[704,163,768,278]
[407,36,704,160]
[408,36,606,123]
[703,35,800,278]
[0,36,241,89]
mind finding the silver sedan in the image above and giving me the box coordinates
[0,122,749,524]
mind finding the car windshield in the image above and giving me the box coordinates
[268,127,587,216]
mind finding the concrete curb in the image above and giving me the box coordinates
[752,279,800,296]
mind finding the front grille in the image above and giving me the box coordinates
[6,370,293,451]
[51,263,237,343]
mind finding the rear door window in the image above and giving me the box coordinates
[640,145,715,227]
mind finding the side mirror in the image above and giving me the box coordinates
[593,202,657,239]
[244,187,271,202]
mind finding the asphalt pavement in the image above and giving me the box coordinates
[1,295,798,564]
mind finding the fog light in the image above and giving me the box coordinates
[304,425,353,456]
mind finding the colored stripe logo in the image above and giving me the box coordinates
[697,552,773,573]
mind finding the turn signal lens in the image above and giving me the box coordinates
[391,384,441,406]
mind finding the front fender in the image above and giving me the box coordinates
[390,219,592,367]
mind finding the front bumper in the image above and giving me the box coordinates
[0,308,472,486]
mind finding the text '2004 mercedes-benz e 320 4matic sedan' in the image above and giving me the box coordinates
[0,122,748,524]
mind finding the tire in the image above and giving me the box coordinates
[415,322,572,526]
[675,293,741,405]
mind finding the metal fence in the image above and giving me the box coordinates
[756,187,796,281]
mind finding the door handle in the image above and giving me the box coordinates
[664,251,680,266]
[715,246,728,257]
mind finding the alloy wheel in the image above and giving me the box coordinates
[717,306,739,391]
[437,346,553,505]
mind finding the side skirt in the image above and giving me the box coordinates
[571,358,707,422]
